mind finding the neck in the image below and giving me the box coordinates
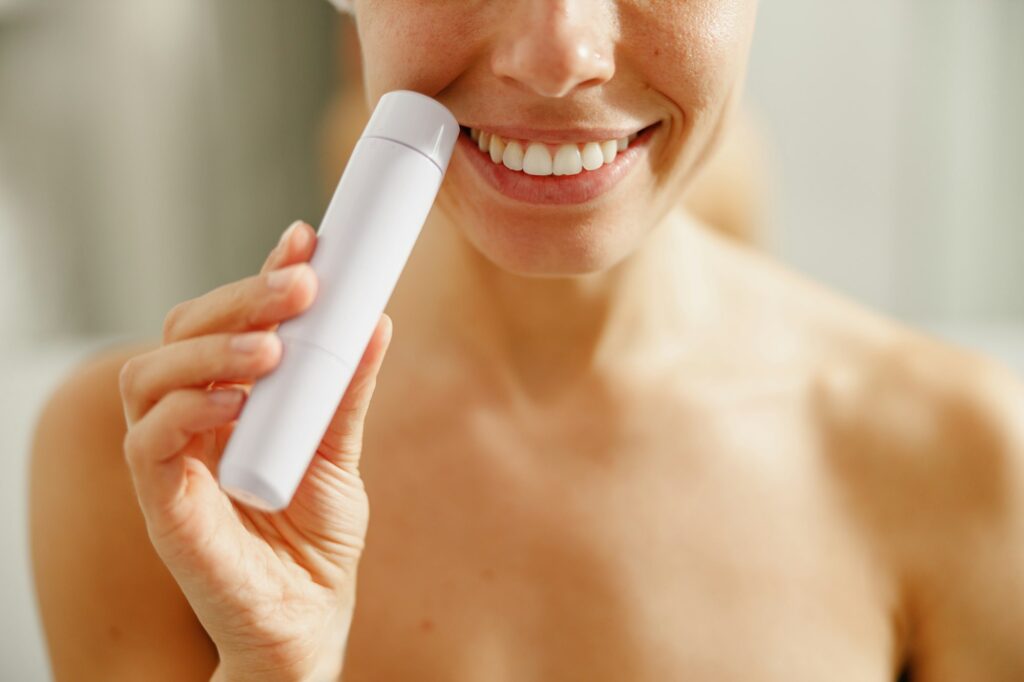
[386,204,719,402]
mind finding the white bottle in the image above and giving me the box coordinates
[218,90,459,511]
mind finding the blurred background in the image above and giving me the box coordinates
[2,0,1022,678]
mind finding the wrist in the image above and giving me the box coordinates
[212,603,353,682]
[212,652,343,682]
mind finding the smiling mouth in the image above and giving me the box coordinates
[455,121,661,205]
[457,122,661,177]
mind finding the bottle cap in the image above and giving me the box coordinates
[361,90,460,174]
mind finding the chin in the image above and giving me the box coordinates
[436,161,660,279]
[444,195,648,278]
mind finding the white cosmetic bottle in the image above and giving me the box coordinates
[218,90,459,511]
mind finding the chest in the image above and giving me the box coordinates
[339,383,899,681]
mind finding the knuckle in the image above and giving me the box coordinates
[261,244,280,273]
[122,427,140,465]
[118,359,137,398]
[164,387,192,412]
[277,290,304,317]
[247,336,283,373]
[276,270,316,317]
[295,261,316,285]
[162,301,187,342]
[241,306,262,331]
[220,342,248,378]
[293,266,318,304]
[239,282,265,329]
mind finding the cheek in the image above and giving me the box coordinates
[635,0,754,113]
[357,3,480,101]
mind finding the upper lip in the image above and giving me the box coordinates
[459,122,658,144]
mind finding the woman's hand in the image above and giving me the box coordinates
[118,221,392,682]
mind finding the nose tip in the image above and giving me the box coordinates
[491,5,615,98]
[535,44,613,98]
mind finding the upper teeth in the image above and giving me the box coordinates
[468,127,640,176]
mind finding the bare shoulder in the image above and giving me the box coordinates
[822,325,1024,677]
[29,340,217,681]
[735,239,1024,676]
[717,228,1024,675]
[36,340,160,441]
[809,307,1024,528]
[706,224,1023,494]
[744,232,1024,525]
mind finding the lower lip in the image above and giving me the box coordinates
[456,123,660,206]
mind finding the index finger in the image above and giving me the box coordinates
[261,221,317,276]
[159,220,318,346]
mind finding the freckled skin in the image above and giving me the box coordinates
[336,1,1024,680]
[42,2,1023,680]
[341,227,1024,681]
[353,0,754,276]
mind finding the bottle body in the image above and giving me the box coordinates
[281,136,443,361]
[218,134,445,511]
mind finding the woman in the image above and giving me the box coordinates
[318,10,770,247]
[29,1,1024,680]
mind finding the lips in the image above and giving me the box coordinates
[456,121,661,205]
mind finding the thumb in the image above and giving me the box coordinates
[317,313,394,469]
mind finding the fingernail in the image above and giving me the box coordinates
[293,223,309,250]
[209,389,244,405]
[279,220,302,247]
[231,331,273,352]
[267,264,301,291]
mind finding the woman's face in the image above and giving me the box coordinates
[351,0,758,276]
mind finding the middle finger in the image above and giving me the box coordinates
[123,331,282,423]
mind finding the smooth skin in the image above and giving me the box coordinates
[33,223,390,681]
[30,0,1024,681]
